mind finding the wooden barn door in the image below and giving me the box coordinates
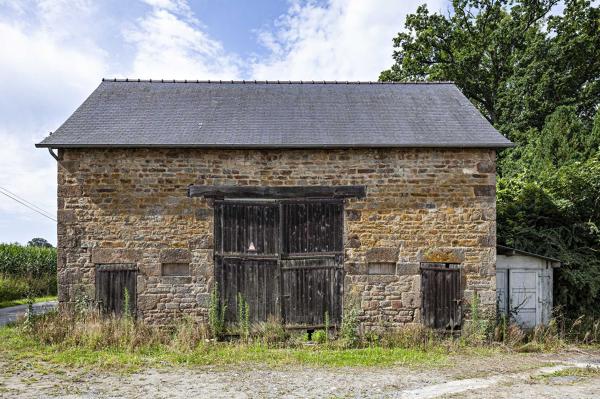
[281,201,344,327]
[214,199,344,327]
[214,201,280,323]
[96,264,137,316]
[421,263,461,330]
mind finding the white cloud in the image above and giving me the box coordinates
[0,131,56,215]
[0,0,244,243]
[0,0,452,244]
[0,1,109,244]
[0,23,108,131]
[124,1,242,79]
[251,0,446,81]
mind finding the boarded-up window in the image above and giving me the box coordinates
[96,264,137,317]
[162,263,190,276]
[367,263,396,275]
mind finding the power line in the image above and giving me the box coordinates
[0,189,57,222]
[0,186,55,220]
[0,186,54,219]
[0,190,56,222]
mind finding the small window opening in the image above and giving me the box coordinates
[162,263,190,276]
[367,262,396,275]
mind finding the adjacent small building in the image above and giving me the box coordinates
[37,79,513,331]
[497,245,561,328]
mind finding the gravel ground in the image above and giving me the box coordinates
[1,350,599,398]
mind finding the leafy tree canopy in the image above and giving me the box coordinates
[380,0,600,136]
[27,238,53,248]
[381,0,600,318]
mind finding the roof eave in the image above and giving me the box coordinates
[35,142,515,149]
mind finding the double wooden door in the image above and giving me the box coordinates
[214,200,344,327]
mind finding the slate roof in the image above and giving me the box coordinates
[36,79,513,149]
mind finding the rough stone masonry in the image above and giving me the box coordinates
[56,147,497,329]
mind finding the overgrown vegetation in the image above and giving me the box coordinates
[2,295,598,372]
[381,0,600,320]
[463,291,492,345]
[0,310,450,371]
[0,243,57,302]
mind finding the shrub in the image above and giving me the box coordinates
[0,276,29,302]
[312,330,327,344]
[254,316,289,345]
[340,305,360,346]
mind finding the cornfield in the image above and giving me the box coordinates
[0,243,57,302]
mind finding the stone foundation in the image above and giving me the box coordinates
[56,148,497,328]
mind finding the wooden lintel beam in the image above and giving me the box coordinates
[187,185,366,199]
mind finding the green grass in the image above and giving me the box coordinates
[0,326,448,372]
[0,296,57,309]
[541,366,600,379]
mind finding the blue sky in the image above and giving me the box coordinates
[0,0,457,245]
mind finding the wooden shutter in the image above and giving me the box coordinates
[96,264,137,316]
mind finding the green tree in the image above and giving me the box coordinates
[381,0,600,136]
[381,0,600,318]
[27,238,53,248]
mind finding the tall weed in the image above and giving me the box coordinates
[208,284,226,339]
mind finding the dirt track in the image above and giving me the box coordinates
[1,350,599,398]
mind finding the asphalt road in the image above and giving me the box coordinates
[0,301,57,326]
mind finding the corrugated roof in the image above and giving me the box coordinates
[36,79,513,149]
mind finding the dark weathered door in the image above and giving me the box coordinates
[96,264,137,316]
[214,200,344,326]
[421,264,461,329]
[281,201,344,326]
[215,202,280,323]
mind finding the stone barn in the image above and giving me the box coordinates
[37,79,512,331]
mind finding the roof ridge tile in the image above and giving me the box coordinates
[100,78,455,85]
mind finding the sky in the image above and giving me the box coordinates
[0,0,454,245]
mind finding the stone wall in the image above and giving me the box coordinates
[56,148,497,328]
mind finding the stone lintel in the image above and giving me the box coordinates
[365,247,399,263]
[159,248,192,263]
[91,248,142,264]
[418,247,465,264]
